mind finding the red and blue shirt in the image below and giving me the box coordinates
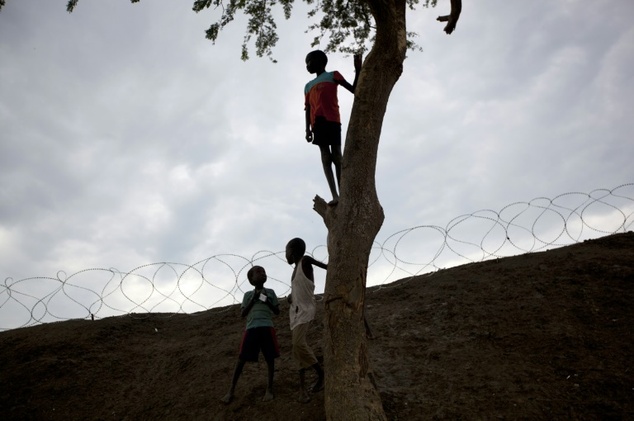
[304,71,345,126]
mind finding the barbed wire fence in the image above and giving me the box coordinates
[2,184,633,331]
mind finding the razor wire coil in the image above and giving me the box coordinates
[2,183,632,331]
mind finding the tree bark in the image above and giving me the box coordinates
[314,0,407,419]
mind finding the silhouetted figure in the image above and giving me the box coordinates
[221,266,280,404]
[286,237,327,402]
[304,50,362,205]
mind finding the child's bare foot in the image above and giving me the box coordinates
[262,388,274,402]
[220,392,234,404]
[297,390,311,403]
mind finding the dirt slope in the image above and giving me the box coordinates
[1,232,632,420]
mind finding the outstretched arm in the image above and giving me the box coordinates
[307,256,328,270]
[337,53,363,94]
[299,255,328,284]
[437,0,462,34]
[303,255,327,272]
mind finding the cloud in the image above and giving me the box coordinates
[1,0,633,328]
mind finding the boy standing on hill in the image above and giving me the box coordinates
[304,50,362,205]
[221,265,280,404]
[285,237,327,402]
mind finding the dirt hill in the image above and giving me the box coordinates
[1,232,632,420]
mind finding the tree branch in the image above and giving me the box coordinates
[313,195,329,219]
[436,0,462,34]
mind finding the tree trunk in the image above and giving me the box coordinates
[313,0,407,419]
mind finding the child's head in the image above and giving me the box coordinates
[247,265,267,287]
[305,50,328,74]
[285,237,306,264]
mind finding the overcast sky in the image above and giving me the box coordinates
[1,0,633,327]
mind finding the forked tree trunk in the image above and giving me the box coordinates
[313,0,407,419]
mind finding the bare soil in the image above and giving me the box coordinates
[1,232,632,420]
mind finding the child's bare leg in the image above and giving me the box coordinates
[297,368,311,403]
[331,144,342,187]
[319,145,339,203]
[263,358,275,402]
[221,359,246,404]
[309,362,324,393]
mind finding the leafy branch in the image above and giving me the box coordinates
[0,0,440,59]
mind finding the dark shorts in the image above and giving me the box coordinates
[239,327,280,362]
[312,117,341,146]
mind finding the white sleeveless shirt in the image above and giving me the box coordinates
[289,258,316,330]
